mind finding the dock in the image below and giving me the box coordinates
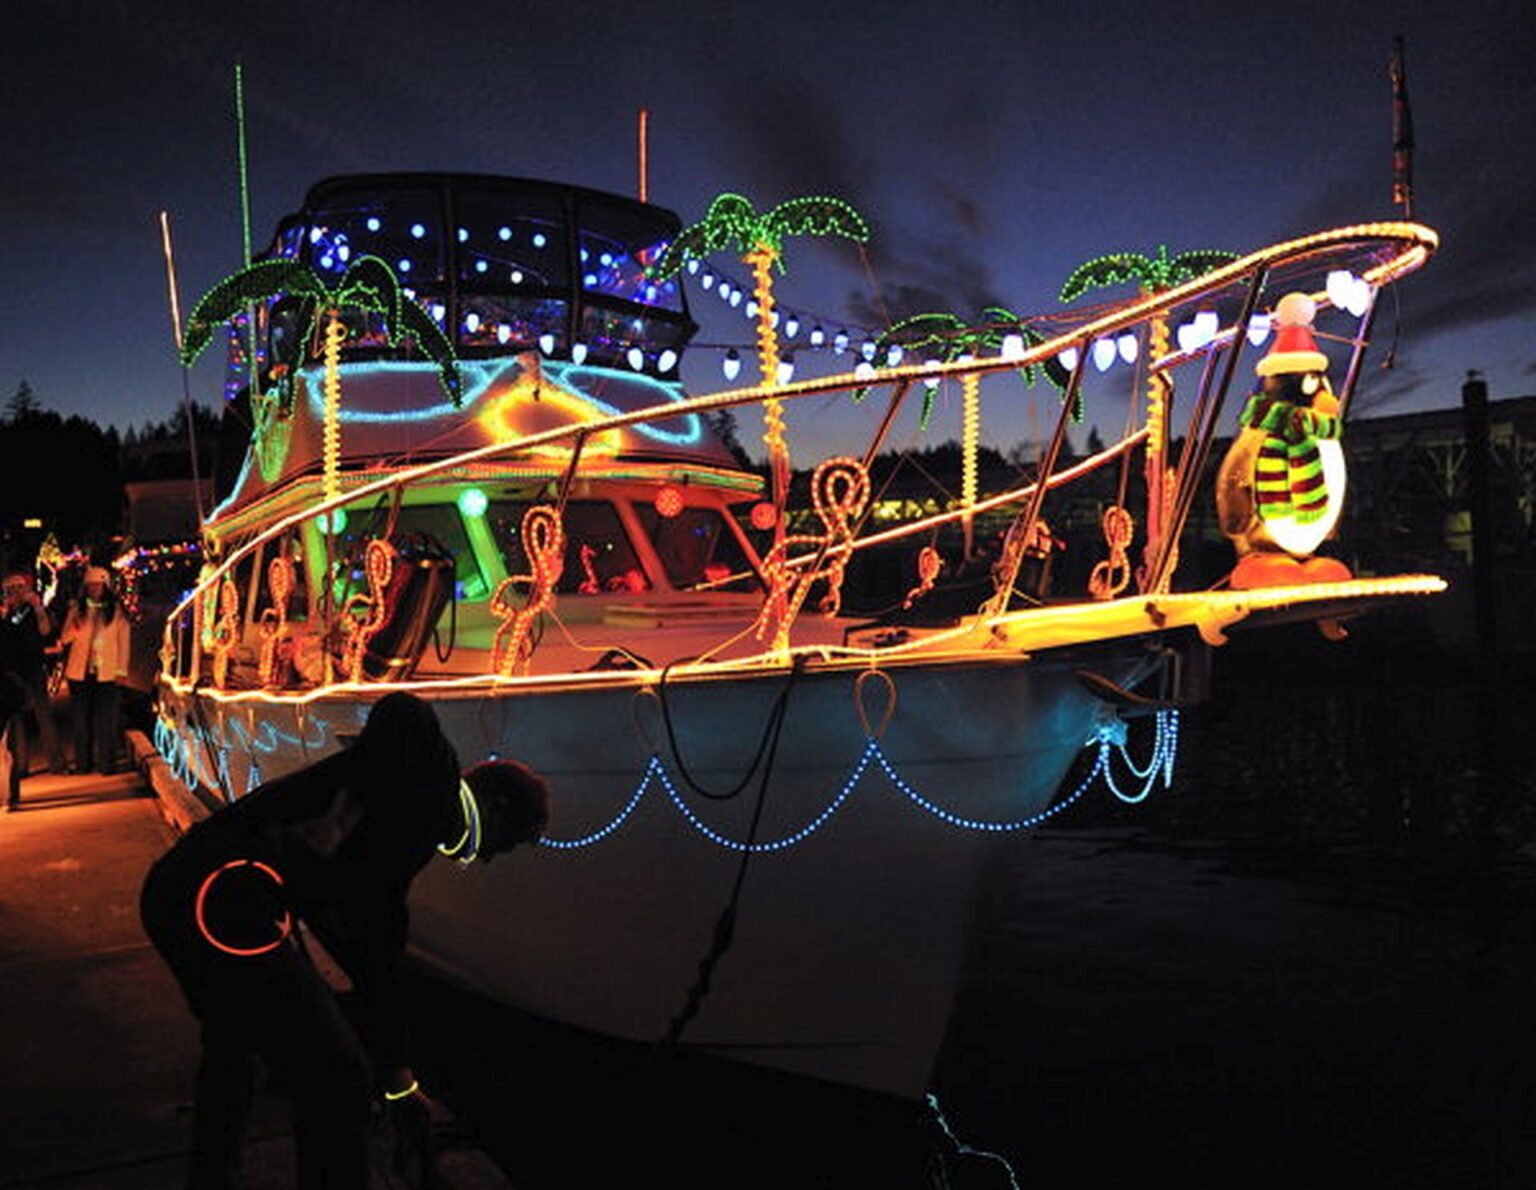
[0,742,514,1190]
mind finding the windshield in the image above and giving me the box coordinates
[634,505,760,593]
[488,500,651,595]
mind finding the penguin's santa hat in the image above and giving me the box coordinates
[1256,292,1329,377]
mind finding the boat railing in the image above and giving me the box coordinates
[162,221,1437,692]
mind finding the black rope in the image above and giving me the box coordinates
[655,656,801,802]
[656,655,806,1050]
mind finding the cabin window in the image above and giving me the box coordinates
[577,306,690,364]
[329,504,486,604]
[488,499,651,595]
[454,190,568,292]
[303,188,446,284]
[575,204,683,314]
[257,533,309,624]
[634,506,761,593]
[458,294,569,354]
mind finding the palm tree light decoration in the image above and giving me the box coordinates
[857,308,1058,555]
[654,193,870,541]
[179,255,461,504]
[1059,244,1235,574]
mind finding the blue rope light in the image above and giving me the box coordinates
[294,358,702,446]
[155,702,1178,845]
[537,758,655,850]
[873,742,1105,833]
[1102,709,1179,805]
[925,1092,1021,1190]
[535,711,1180,852]
[653,741,875,853]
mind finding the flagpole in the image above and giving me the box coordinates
[160,210,207,521]
[1391,35,1415,219]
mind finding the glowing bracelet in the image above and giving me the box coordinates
[384,1079,421,1102]
[436,779,482,864]
[193,858,292,957]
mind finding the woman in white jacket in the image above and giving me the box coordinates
[60,566,131,774]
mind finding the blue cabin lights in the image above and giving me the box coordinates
[251,173,697,377]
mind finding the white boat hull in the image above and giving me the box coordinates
[155,644,1148,1097]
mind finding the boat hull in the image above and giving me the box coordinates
[154,643,1150,1097]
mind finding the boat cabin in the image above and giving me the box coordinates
[200,173,769,686]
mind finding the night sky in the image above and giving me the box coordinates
[4,0,1532,459]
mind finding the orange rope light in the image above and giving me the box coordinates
[210,577,240,690]
[340,539,396,682]
[754,456,870,651]
[490,505,566,676]
[903,546,943,609]
[257,554,294,688]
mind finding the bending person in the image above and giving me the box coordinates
[140,691,549,1190]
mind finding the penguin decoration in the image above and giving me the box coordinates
[1215,292,1353,591]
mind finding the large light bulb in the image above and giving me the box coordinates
[1326,269,1355,310]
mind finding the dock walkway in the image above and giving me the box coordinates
[0,747,512,1189]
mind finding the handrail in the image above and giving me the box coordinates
[163,221,1438,681]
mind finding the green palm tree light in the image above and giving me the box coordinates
[654,193,869,541]
[180,255,461,503]
[858,309,1060,556]
[1060,244,1235,573]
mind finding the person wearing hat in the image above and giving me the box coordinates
[2,568,65,806]
[1215,292,1352,590]
[58,565,132,774]
[140,691,550,1190]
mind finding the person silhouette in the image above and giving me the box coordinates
[140,691,549,1190]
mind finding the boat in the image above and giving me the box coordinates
[150,170,1444,1098]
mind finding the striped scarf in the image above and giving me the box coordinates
[1239,393,1341,524]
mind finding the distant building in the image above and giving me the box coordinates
[123,478,213,543]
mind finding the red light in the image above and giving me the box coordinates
[194,859,291,957]
[750,502,777,531]
[654,485,684,518]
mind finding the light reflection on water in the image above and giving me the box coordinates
[935,628,1536,1189]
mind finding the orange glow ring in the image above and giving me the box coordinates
[193,859,292,957]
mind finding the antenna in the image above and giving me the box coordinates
[159,210,207,521]
[235,60,253,264]
[1391,35,1415,219]
[637,107,650,203]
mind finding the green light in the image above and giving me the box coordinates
[1060,243,1238,302]
[457,487,489,518]
[651,191,870,280]
[314,508,347,534]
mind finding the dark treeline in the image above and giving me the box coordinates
[0,380,221,558]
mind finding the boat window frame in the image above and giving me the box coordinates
[252,175,698,372]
